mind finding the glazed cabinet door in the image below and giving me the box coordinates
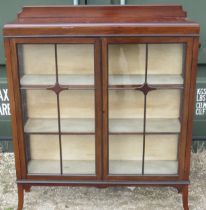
[102,37,193,180]
[15,38,102,179]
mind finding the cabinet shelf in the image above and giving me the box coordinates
[25,118,180,134]
[109,118,181,134]
[24,118,95,134]
[20,74,94,88]
[109,74,183,88]
[28,159,177,175]
[20,74,183,88]
[28,160,95,174]
[109,160,178,175]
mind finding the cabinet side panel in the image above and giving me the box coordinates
[11,39,27,178]
[176,39,193,179]
[184,37,199,179]
[4,38,23,179]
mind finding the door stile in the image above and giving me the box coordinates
[177,38,194,180]
[10,39,28,178]
[4,38,26,180]
[182,37,199,180]
[94,39,103,180]
[102,38,109,179]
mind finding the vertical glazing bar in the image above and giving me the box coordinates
[95,39,103,179]
[102,38,109,177]
[179,44,186,122]
[55,44,59,84]
[145,44,148,83]
[142,44,148,175]
[54,44,63,175]
[57,94,63,175]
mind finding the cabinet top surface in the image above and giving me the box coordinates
[3,5,199,37]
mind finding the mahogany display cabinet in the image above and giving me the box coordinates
[3,5,199,210]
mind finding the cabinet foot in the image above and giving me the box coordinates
[182,185,189,210]
[176,186,182,194]
[24,185,31,192]
[17,184,24,210]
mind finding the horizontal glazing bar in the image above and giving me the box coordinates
[109,85,183,90]
[24,118,95,133]
[20,86,95,90]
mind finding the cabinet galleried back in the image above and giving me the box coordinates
[3,5,199,210]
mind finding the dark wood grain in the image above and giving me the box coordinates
[3,5,200,210]
[17,179,189,185]
[182,185,189,210]
[3,6,199,37]
[177,39,194,179]
[17,184,24,210]
[94,39,103,180]
[10,40,28,179]
[183,37,199,180]
[4,38,23,180]
[102,38,109,180]
[3,24,199,37]
[17,5,187,23]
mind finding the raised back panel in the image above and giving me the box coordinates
[17,5,187,24]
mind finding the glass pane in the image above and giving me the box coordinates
[147,44,184,85]
[144,135,178,174]
[109,135,143,174]
[108,44,146,85]
[18,44,56,86]
[146,89,181,133]
[57,44,94,85]
[26,135,60,174]
[21,90,58,133]
[62,135,95,174]
[109,90,144,133]
[59,90,95,133]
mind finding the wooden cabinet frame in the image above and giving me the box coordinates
[7,37,103,181]
[3,5,199,210]
[102,37,195,182]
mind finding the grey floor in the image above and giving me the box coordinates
[0,151,206,210]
